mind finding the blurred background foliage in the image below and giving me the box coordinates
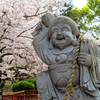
[60,0,100,35]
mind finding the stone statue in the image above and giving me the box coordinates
[31,13,100,100]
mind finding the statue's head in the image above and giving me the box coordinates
[48,16,80,50]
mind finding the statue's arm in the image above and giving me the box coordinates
[32,23,55,65]
[33,28,48,45]
[32,23,48,49]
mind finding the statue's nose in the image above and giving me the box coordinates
[57,32,62,36]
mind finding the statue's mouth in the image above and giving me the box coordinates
[57,36,65,40]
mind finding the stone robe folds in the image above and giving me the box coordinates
[33,30,100,100]
[79,39,100,99]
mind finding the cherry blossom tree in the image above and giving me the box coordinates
[0,0,67,97]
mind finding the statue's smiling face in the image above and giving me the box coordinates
[51,23,73,50]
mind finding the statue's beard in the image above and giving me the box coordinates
[58,44,65,49]
[55,42,72,50]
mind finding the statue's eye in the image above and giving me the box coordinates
[66,36,68,39]
[53,28,58,33]
[62,27,68,31]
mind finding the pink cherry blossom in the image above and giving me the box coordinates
[0,0,67,82]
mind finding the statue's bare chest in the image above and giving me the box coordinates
[48,52,80,92]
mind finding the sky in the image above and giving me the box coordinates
[73,0,87,8]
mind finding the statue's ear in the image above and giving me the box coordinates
[48,39,54,50]
[72,34,76,39]
[72,34,77,46]
[72,40,77,46]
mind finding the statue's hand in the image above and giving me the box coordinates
[36,22,47,32]
[78,53,91,67]
[35,22,42,31]
[32,22,47,37]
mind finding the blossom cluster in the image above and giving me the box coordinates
[0,0,67,81]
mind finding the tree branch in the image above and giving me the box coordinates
[19,36,34,39]
[2,37,14,42]
[17,25,37,37]
[0,53,12,59]
[0,46,6,52]
[23,11,48,18]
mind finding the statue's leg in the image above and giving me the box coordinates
[36,70,53,100]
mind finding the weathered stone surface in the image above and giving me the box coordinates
[32,13,100,100]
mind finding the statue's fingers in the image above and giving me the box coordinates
[40,22,42,26]
[38,24,42,28]
[78,53,86,56]
[78,59,85,61]
[35,26,38,30]
[78,56,86,59]
[37,24,41,30]
[78,61,85,65]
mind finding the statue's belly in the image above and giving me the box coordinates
[48,64,80,92]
